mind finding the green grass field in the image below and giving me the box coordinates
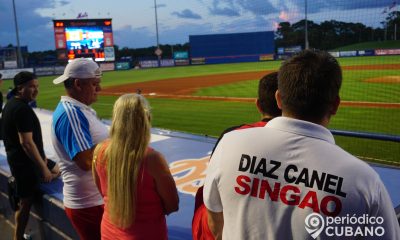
[332,40,400,51]
[3,55,399,166]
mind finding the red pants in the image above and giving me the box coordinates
[65,205,104,240]
[192,186,214,240]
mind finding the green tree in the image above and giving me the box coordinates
[385,11,400,40]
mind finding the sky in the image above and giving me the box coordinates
[0,0,397,51]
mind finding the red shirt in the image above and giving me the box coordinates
[96,142,167,240]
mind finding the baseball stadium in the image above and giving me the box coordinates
[0,0,399,239]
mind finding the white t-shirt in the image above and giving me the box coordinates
[204,117,400,240]
[52,96,109,209]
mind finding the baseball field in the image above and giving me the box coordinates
[4,55,399,166]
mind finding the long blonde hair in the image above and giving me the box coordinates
[106,93,151,228]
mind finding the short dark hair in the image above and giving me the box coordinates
[63,77,94,89]
[63,77,75,89]
[258,72,281,117]
[14,71,37,87]
[0,73,2,79]
[278,50,342,120]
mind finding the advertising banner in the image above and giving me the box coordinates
[4,61,18,69]
[160,59,175,67]
[339,51,357,57]
[115,62,131,70]
[284,46,302,54]
[173,51,189,59]
[140,60,159,68]
[99,62,115,71]
[277,46,301,59]
[54,66,65,75]
[104,32,114,47]
[259,54,274,61]
[0,68,34,79]
[104,47,115,61]
[34,66,57,76]
[55,33,66,49]
[329,52,340,58]
[175,59,190,66]
[191,58,205,65]
[357,50,375,56]
[375,49,400,55]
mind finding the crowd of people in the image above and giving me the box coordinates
[1,50,399,240]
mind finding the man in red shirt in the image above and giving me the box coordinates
[192,72,281,240]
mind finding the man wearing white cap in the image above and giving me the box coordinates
[51,58,108,240]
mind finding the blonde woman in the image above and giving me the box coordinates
[93,94,179,239]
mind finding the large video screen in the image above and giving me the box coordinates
[53,19,115,62]
[66,27,104,50]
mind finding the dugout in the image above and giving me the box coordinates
[189,31,275,64]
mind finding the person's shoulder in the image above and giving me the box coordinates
[330,145,380,179]
[238,121,269,130]
[53,100,86,120]
[221,124,245,136]
[9,98,31,112]
[220,121,267,135]
[57,99,83,112]
[146,148,164,164]
[223,122,268,140]
[53,104,90,136]
[145,149,168,173]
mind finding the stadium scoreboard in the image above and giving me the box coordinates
[53,18,115,62]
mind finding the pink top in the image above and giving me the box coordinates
[95,142,167,240]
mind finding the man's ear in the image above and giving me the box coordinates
[73,78,82,90]
[330,96,340,116]
[275,90,282,110]
[15,85,23,95]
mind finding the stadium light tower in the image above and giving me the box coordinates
[305,0,309,49]
[12,0,23,68]
[154,0,161,67]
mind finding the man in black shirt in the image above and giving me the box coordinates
[0,73,3,140]
[2,71,59,240]
[0,73,3,110]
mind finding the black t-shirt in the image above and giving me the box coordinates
[2,97,45,167]
[0,91,3,139]
[0,91,3,113]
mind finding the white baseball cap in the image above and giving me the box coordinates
[53,58,102,84]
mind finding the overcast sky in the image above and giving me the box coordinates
[0,0,397,51]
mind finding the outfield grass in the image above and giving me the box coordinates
[335,136,399,165]
[93,96,261,136]
[99,61,282,87]
[195,69,400,103]
[92,97,399,166]
[332,107,399,135]
[2,55,399,165]
[92,97,399,136]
